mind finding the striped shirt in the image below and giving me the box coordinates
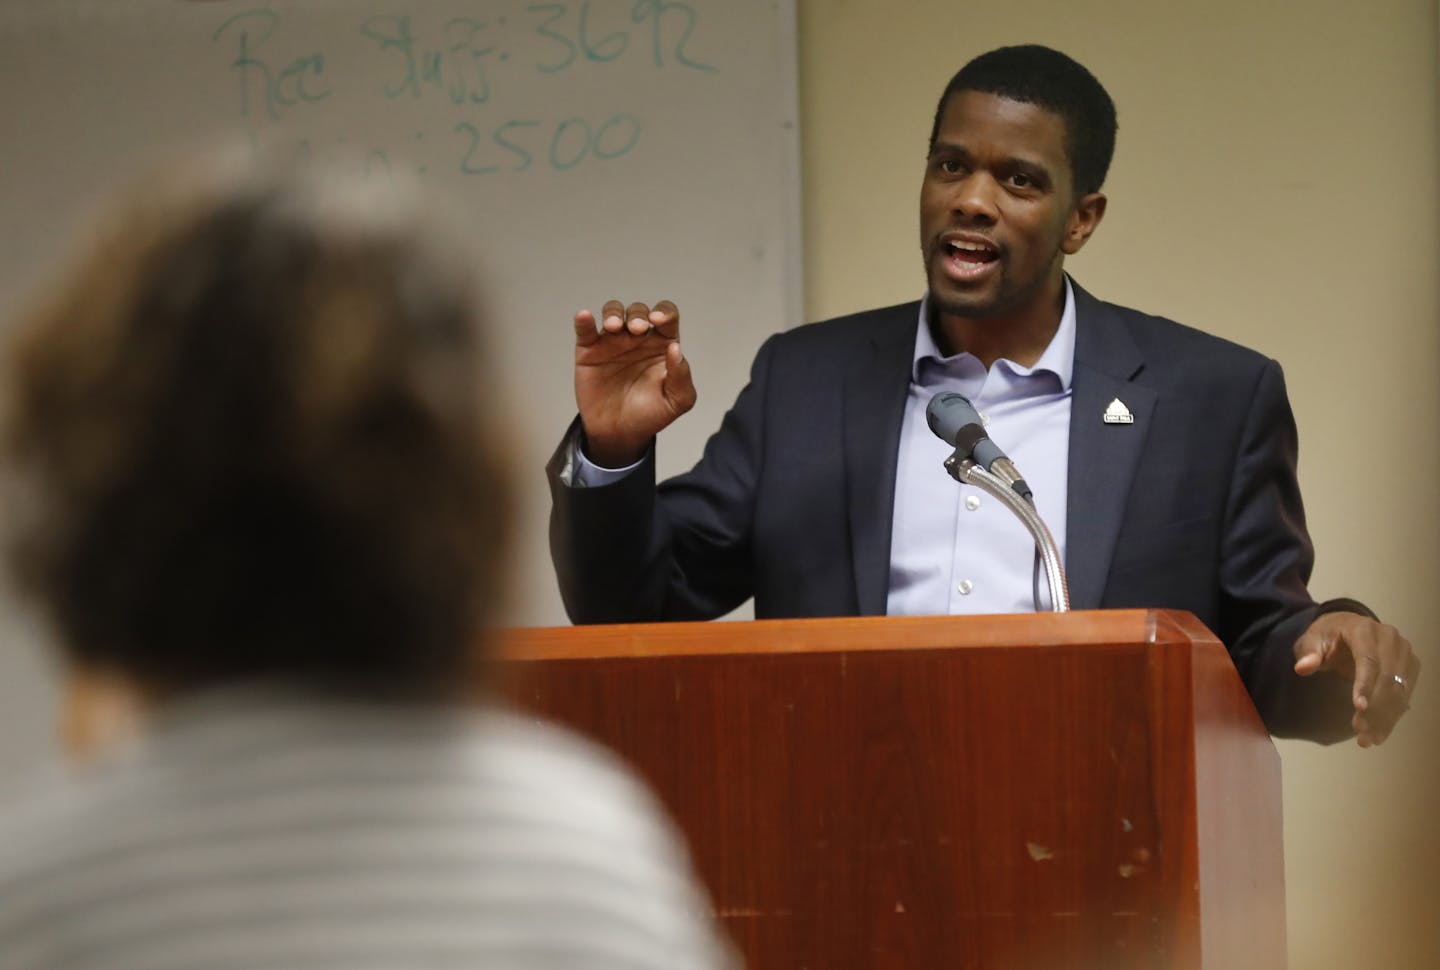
[0,685,733,970]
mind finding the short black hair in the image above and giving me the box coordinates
[928,45,1118,197]
[2,158,513,699]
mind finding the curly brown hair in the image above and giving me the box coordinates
[1,155,513,698]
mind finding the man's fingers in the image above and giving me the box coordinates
[650,299,680,338]
[588,299,680,339]
[1292,647,1322,676]
[1293,613,1418,747]
[601,299,626,333]
[625,301,652,335]
[1403,651,1422,697]
[1292,629,1332,676]
[583,298,680,349]
[1373,651,1421,724]
[574,309,600,347]
[1354,648,1415,745]
[661,341,697,414]
[1351,651,1381,712]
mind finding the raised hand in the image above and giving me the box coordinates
[573,299,696,467]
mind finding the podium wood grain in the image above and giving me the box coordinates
[495,610,1286,970]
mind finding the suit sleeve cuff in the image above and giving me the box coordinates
[556,423,650,488]
[1314,596,1378,621]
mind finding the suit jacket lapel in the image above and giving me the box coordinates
[1065,282,1154,610]
[843,304,919,615]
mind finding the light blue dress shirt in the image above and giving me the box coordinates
[887,278,1074,616]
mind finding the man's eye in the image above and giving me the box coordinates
[937,159,964,175]
[1010,173,1034,188]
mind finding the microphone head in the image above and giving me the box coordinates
[926,392,984,446]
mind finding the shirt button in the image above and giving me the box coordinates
[964,495,981,511]
[957,579,974,595]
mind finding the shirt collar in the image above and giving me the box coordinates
[911,275,1077,390]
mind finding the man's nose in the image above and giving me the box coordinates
[952,173,1000,222]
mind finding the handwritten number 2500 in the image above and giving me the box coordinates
[457,114,642,174]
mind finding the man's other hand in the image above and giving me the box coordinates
[1294,612,1420,746]
[573,299,695,468]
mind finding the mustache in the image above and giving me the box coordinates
[929,230,1004,256]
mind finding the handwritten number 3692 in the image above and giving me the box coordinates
[528,0,716,73]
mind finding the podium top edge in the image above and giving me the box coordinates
[494,609,1221,661]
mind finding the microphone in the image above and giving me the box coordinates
[925,392,1033,500]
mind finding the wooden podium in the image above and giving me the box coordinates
[495,609,1286,970]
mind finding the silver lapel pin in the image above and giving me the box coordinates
[1103,398,1134,425]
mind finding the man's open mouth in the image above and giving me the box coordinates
[944,238,999,265]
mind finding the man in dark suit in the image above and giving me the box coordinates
[548,45,1418,745]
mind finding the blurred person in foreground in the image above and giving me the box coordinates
[0,156,733,970]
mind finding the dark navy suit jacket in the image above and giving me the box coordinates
[549,282,1359,741]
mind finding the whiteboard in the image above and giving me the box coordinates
[0,0,801,626]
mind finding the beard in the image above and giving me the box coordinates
[922,240,1065,324]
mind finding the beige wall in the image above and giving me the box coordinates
[798,1,1439,967]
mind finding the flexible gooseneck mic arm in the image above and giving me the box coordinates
[941,455,1070,612]
[927,392,1070,613]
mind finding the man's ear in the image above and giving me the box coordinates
[1061,192,1107,255]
